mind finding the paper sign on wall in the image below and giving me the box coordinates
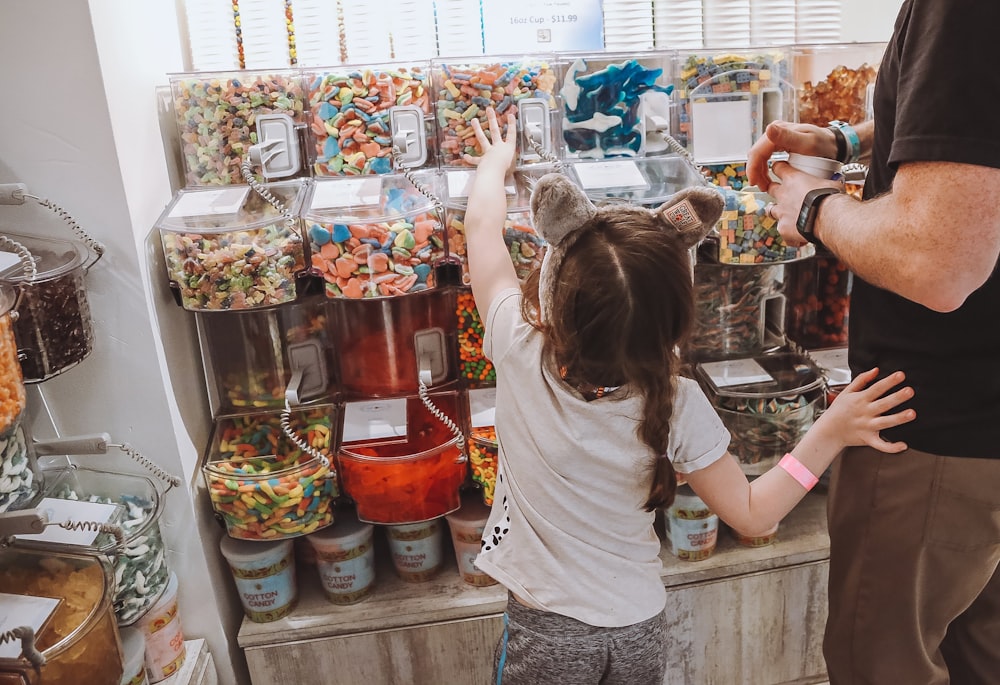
[169,187,250,217]
[482,0,604,53]
[343,398,408,441]
[0,594,61,658]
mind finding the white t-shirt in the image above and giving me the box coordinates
[475,288,731,628]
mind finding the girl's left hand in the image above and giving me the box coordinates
[464,107,517,171]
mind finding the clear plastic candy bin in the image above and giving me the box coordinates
[566,155,705,209]
[303,174,445,299]
[156,180,308,311]
[793,42,886,126]
[715,186,812,264]
[0,232,95,382]
[170,69,308,186]
[0,286,37,514]
[203,405,339,540]
[696,352,824,476]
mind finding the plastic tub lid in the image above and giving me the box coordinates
[0,231,86,283]
[219,535,294,564]
[119,627,146,684]
[442,167,549,211]
[307,509,372,549]
[155,180,307,233]
[567,156,706,206]
[696,351,824,399]
[304,173,440,221]
[386,517,442,535]
[446,496,492,527]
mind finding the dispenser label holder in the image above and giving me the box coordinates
[343,399,408,443]
[14,498,121,547]
[518,98,550,163]
[168,187,250,218]
[469,387,497,429]
[389,105,428,168]
[0,595,61,659]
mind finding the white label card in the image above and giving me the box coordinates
[311,177,383,209]
[0,594,61,658]
[468,387,498,428]
[691,98,754,164]
[447,170,516,199]
[15,498,121,547]
[169,187,250,217]
[482,0,604,52]
[809,347,851,385]
[342,399,408,442]
[572,160,648,190]
[700,358,774,389]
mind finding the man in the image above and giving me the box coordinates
[746,2,1000,682]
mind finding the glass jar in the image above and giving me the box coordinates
[783,255,852,349]
[792,43,885,126]
[0,546,123,685]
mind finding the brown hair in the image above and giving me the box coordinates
[521,209,695,511]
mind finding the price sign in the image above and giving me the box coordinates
[482,0,604,53]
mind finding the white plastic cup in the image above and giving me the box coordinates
[119,627,150,685]
[786,153,842,180]
[219,536,298,623]
[307,512,376,604]
[134,572,185,683]
[445,497,497,587]
[385,518,444,582]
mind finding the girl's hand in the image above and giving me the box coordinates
[464,107,517,171]
[817,368,916,453]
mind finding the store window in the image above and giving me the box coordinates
[181,0,841,70]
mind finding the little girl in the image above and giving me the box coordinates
[463,108,915,685]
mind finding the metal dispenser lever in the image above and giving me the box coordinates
[518,98,550,162]
[389,105,428,168]
[249,113,302,179]
[0,509,49,537]
[33,433,111,456]
[413,328,448,386]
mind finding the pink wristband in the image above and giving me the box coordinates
[779,453,819,491]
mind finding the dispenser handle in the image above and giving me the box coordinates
[0,626,45,674]
[33,433,111,456]
[389,105,428,169]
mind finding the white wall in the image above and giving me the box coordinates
[842,0,904,43]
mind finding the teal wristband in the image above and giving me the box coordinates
[828,120,860,163]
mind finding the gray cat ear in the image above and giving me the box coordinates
[651,186,724,248]
[530,173,598,245]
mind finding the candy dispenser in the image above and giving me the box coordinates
[792,43,885,126]
[25,465,172,627]
[0,233,96,382]
[0,285,40,515]
[557,52,674,159]
[696,352,825,476]
[686,261,785,363]
[155,179,309,311]
[566,155,705,208]
[714,186,812,264]
[169,69,308,187]
[783,255,852,350]
[808,346,851,406]
[305,61,434,176]
[202,404,339,540]
[0,545,123,685]
[431,55,560,168]
[333,285,458,398]
[673,49,795,165]
[338,390,467,525]
[195,292,336,417]
[303,173,446,299]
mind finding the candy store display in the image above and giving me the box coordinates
[338,390,466,525]
[170,69,308,186]
[432,56,558,167]
[793,43,885,126]
[567,155,705,208]
[203,405,339,540]
[0,546,123,685]
[39,466,171,627]
[156,180,309,311]
[306,509,376,604]
[716,186,812,264]
[306,62,433,176]
[456,289,494,388]
[558,53,674,159]
[334,285,458,397]
[195,292,336,417]
[664,484,718,561]
[219,537,298,623]
[687,261,784,363]
[385,518,444,583]
[674,50,794,161]
[0,233,95,382]
[696,352,825,476]
[304,174,445,299]
[784,255,851,349]
[701,161,749,190]
[443,168,547,283]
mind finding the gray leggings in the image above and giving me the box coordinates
[492,596,668,685]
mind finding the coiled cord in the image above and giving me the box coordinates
[240,158,297,232]
[391,145,443,213]
[527,136,565,174]
[0,235,37,283]
[418,377,467,463]
[54,519,125,548]
[659,131,706,178]
[25,194,106,268]
[0,627,44,672]
[279,400,331,468]
[110,442,181,493]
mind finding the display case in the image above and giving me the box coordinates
[566,154,705,208]
[305,62,434,176]
[557,52,674,159]
[195,292,336,417]
[203,405,339,540]
[303,174,445,299]
[0,232,96,382]
[687,261,785,363]
[431,56,559,168]
[0,546,123,685]
[156,180,309,311]
[696,352,824,475]
[333,285,458,398]
[784,254,851,349]
[338,390,467,525]
[169,69,308,186]
[792,42,885,126]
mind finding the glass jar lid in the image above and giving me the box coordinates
[0,232,86,284]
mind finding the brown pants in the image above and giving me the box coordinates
[825,447,1000,684]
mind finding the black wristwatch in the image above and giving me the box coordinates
[796,187,844,251]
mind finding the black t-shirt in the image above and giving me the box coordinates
[854,0,1000,457]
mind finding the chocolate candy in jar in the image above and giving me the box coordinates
[0,546,124,685]
[0,233,95,382]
